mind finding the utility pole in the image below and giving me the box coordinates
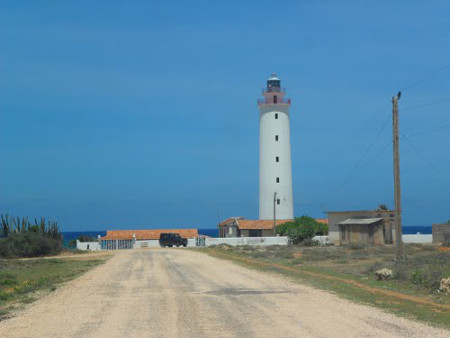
[392,92,403,260]
[273,192,277,231]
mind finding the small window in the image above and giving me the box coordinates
[276,156,279,162]
[277,199,280,205]
[276,177,280,183]
[275,113,278,119]
[275,135,279,141]
[273,95,278,104]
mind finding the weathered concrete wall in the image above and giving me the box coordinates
[262,229,275,237]
[205,236,289,246]
[76,241,101,251]
[328,210,395,244]
[432,224,450,244]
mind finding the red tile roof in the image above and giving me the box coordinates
[237,219,293,230]
[101,229,198,240]
[218,217,243,227]
[316,218,329,224]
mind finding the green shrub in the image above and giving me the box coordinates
[0,232,62,258]
[275,216,328,244]
[0,214,63,258]
[77,235,96,242]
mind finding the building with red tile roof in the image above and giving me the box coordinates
[101,229,198,241]
[218,218,293,238]
[100,229,199,250]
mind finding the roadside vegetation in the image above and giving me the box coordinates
[0,215,63,258]
[0,214,110,320]
[275,216,327,244]
[205,243,450,328]
[0,255,110,320]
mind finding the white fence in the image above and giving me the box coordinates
[133,239,197,248]
[77,234,435,251]
[204,236,289,246]
[402,234,432,244]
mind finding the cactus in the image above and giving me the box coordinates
[1,214,10,238]
[0,214,61,239]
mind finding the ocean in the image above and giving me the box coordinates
[62,226,431,247]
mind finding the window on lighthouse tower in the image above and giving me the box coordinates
[274,95,278,103]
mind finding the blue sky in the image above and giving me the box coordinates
[1,1,449,231]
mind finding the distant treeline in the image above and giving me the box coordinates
[0,214,63,258]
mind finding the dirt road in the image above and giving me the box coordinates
[0,249,447,337]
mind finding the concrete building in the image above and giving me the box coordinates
[339,218,386,245]
[258,73,294,220]
[218,217,293,238]
[327,210,395,245]
[76,239,101,251]
[432,223,450,245]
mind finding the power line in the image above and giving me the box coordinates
[400,63,450,92]
[403,122,450,139]
[373,141,391,159]
[400,134,450,205]
[402,97,450,112]
[401,133,448,180]
[335,113,391,190]
[320,112,392,210]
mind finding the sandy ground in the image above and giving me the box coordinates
[0,249,448,338]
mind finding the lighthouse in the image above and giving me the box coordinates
[258,73,294,220]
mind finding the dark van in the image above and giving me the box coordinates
[159,233,188,248]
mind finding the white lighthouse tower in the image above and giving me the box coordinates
[258,73,294,220]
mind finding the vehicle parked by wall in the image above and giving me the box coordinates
[159,233,188,247]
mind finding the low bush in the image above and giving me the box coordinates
[392,253,450,291]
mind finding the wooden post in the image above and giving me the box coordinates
[392,94,403,259]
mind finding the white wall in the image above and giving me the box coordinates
[402,234,432,244]
[205,236,289,246]
[134,239,197,248]
[259,101,293,221]
[76,241,101,251]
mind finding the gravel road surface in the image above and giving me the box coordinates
[0,249,448,337]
